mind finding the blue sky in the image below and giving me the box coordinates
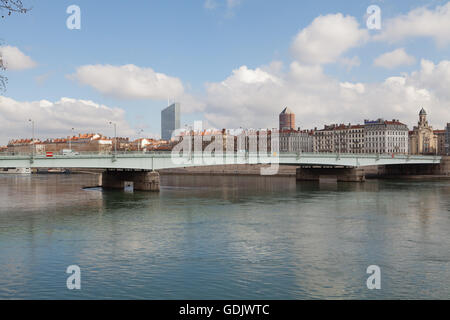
[1,0,450,142]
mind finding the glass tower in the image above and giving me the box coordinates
[161,103,180,141]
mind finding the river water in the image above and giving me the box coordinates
[0,173,449,299]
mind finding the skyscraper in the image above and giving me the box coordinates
[161,103,180,141]
[279,107,295,130]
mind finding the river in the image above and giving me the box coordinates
[0,173,449,299]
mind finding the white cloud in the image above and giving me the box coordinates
[291,13,369,65]
[222,65,282,85]
[198,7,450,129]
[0,46,37,71]
[374,2,450,46]
[200,60,450,131]
[374,48,416,69]
[340,82,365,94]
[0,96,136,144]
[408,59,450,100]
[178,93,207,113]
[69,64,205,114]
[70,64,185,100]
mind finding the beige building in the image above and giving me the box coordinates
[7,133,114,154]
[364,119,409,154]
[278,129,313,153]
[409,108,438,155]
[313,119,408,155]
[313,123,365,154]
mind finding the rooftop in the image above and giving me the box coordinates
[280,107,294,115]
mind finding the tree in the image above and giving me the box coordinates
[1,0,30,92]
[0,53,6,92]
[1,0,28,18]
[0,42,7,92]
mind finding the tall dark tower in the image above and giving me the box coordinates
[161,103,180,141]
[279,107,295,130]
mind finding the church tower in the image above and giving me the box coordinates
[419,108,428,127]
[409,107,437,154]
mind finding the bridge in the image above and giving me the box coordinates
[0,152,442,190]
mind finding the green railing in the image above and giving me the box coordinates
[0,151,441,160]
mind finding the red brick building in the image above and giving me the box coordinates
[279,107,295,130]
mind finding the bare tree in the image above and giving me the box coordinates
[0,0,30,91]
[1,0,29,17]
[0,53,6,91]
[0,41,7,92]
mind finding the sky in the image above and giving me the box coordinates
[1,0,450,144]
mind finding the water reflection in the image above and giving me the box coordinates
[0,173,449,299]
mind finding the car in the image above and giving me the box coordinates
[62,149,80,156]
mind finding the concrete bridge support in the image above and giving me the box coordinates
[101,170,160,191]
[296,167,365,182]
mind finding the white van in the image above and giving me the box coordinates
[62,149,80,156]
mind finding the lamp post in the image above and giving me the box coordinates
[69,127,75,151]
[109,121,117,155]
[28,119,34,157]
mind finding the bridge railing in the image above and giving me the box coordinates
[0,150,441,161]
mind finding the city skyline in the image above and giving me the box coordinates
[2,105,445,137]
[1,0,450,144]
[4,106,448,156]
[2,1,450,303]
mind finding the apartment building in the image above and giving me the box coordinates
[313,123,364,154]
[364,119,409,154]
[278,129,313,153]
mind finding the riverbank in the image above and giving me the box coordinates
[370,174,450,180]
[159,164,298,177]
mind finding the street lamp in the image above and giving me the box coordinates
[109,121,117,155]
[69,127,75,151]
[28,119,34,157]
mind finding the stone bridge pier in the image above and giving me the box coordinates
[100,170,160,191]
[296,166,365,182]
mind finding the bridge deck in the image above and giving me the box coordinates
[0,152,441,171]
